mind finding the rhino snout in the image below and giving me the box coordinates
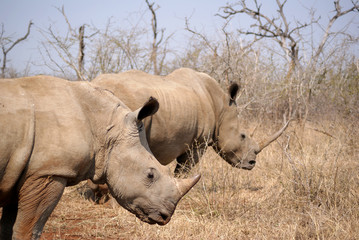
[137,204,174,225]
[241,159,256,170]
[131,205,172,225]
[148,211,172,225]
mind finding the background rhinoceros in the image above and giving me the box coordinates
[0,76,200,240]
[92,68,290,173]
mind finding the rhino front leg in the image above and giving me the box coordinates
[174,149,200,176]
[0,200,18,240]
[79,180,110,204]
[12,175,67,240]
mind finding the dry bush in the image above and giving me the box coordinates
[39,115,359,239]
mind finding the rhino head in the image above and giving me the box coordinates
[104,97,200,225]
[215,83,290,170]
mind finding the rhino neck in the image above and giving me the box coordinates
[200,85,229,149]
[212,107,225,151]
[70,81,125,182]
[210,89,237,153]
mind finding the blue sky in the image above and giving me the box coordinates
[1,0,358,75]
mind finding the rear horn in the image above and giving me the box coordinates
[257,113,293,153]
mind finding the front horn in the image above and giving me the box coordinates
[175,174,201,197]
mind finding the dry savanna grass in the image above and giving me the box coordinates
[33,117,359,239]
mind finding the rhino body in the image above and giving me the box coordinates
[93,68,261,172]
[0,76,199,240]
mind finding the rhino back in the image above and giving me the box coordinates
[167,68,228,115]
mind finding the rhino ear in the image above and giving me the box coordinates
[228,83,239,104]
[136,97,159,121]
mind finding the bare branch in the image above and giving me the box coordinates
[185,17,218,54]
[1,20,33,78]
[39,6,99,80]
[218,0,322,75]
[146,0,162,75]
[56,6,76,36]
[312,0,359,65]
[78,25,85,80]
[3,21,33,55]
[276,0,289,34]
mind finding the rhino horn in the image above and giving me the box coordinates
[175,174,201,197]
[257,114,292,153]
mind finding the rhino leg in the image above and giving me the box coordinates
[12,175,66,240]
[0,200,18,240]
[174,150,200,176]
[78,180,110,204]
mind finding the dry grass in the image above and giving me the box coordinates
[22,118,359,239]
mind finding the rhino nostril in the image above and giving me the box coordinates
[160,212,169,222]
[249,160,256,165]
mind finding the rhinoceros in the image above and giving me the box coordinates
[0,75,200,240]
[92,68,290,173]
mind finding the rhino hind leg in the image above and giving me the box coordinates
[12,175,66,240]
[0,201,18,240]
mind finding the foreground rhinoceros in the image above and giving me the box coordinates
[92,68,290,173]
[0,76,200,240]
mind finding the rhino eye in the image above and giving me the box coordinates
[144,168,157,187]
[147,168,156,180]
[240,133,246,140]
[147,171,154,179]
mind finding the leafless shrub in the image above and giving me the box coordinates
[0,21,33,78]
[178,0,358,126]
[39,6,98,81]
[86,18,151,78]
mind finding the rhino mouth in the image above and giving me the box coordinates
[136,212,171,225]
[241,161,256,170]
[132,206,173,225]
[148,212,172,225]
[232,159,256,170]
[221,151,256,170]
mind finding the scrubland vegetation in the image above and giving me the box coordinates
[1,0,358,239]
